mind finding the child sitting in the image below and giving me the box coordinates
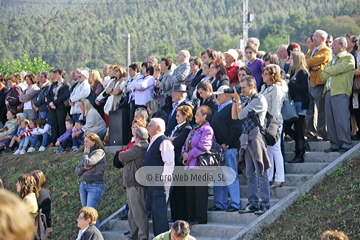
[14,118,37,155]
[70,120,85,154]
[55,118,75,154]
[28,118,51,152]
[9,119,29,151]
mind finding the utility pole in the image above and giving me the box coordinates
[119,34,131,78]
[239,0,254,52]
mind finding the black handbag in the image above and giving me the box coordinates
[116,93,130,110]
[113,150,124,168]
[196,140,225,167]
[281,93,298,122]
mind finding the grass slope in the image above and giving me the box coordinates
[254,157,360,240]
[0,151,126,240]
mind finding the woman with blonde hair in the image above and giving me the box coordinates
[16,174,39,218]
[259,65,286,188]
[79,99,107,138]
[90,70,104,97]
[105,65,127,112]
[285,51,309,163]
[75,133,106,228]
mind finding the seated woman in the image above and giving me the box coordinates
[181,105,214,225]
[31,170,53,237]
[145,99,168,123]
[19,73,40,119]
[79,99,107,139]
[16,174,39,218]
[0,109,17,138]
[75,133,106,228]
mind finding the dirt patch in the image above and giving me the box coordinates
[0,150,126,239]
[254,157,360,240]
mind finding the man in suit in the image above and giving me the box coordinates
[305,29,332,140]
[145,118,175,236]
[169,50,191,86]
[209,86,242,212]
[165,84,187,136]
[76,207,104,240]
[321,37,355,152]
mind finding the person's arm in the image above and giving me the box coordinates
[35,123,51,135]
[75,162,85,176]
[268,87,284,119]
[172,125,191,148]
[229,89,242,120]
[19,88,39,102]
[119,144,142,164]
[187,127,213,160]
[70,83,91,102]
[53,84,70,106]
[160,139,175,178]
[132,76,155,90]
[288,70,309,92]
[322,55,355,76]
[306,47,331,68]
[169,63,190,85]
[80,149,105,167]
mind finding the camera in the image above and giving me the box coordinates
[224,86,242,95]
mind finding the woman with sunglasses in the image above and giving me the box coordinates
[259,65,286,188]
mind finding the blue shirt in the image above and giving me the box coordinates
[218,100,232,112]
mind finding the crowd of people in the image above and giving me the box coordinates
[0,29,358,240]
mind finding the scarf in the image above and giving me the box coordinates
[184,120,208,152]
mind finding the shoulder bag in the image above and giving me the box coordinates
[196,139,225,167]
[281,92,298,122]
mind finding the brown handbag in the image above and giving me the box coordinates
[17,102,24,112]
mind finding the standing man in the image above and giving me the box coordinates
[224,49,240,87]
[34,71,50,119]
[119,127,149,240]
[305,30,332,140]
[170,50,191,86]
[209,86,241,212]
[101,65,111,88]
[277,44,289,70]
[165,84,187,136]
[321,37,355,152]
[145,118,174,236]
[231,76,271,215]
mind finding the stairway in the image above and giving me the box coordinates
[101,140,344,240]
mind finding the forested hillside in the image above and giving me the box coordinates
[0,0,359,73]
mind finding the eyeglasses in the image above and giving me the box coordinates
[210,66,217,69]
[262,72,271,76]
[113,69,120,72]
[195,113,204,116]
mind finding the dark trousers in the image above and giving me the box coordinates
[49,108,68,144]
[185,185,208,224]
[60,136,73,149]
[170,186,188,221]
[147,186,169,237]
[285,115,305,141]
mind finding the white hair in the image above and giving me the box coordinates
[337,37,348,49]
[16,113,26,120]
[315,30,328,40]
[151,118,166,133]
[181,50,190,60]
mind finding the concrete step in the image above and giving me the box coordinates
[284,140,359,152]
[103,220,244,240]
[284,152,342,163]
[284,162,329,174]
[239,186,296,199]
[239,173,313,187]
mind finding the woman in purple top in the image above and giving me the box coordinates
[245,43,265,91]
[4,75,23,112]
[181,105,213,225]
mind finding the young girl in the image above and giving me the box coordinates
[28,118,51,152]
[245,43,265,91]
[16,174,39,218]
[14,118,37,155]
[9,119,29,151]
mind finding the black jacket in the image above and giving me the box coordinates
[78,225,104,240]
[171,121,192,165]
[212,75,230,92]
[165,101,186,136]
[46,81,70,110]
[0,86,9,125]
[201,94,218,117]
[211,103,241,149]
[288,69,310,110]
[34,84,50,112]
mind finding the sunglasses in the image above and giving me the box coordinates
[262,72,271,76]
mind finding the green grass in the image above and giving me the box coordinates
[0,151,126,240]
[254,158,360,240]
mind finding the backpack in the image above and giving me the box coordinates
[250,95,280,146]
[34,209,47,240]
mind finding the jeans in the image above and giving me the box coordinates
[213,148,240,209]
[60,136,73,149]
[79,182,105,229]
[72,113,81,121]
[245,148,270,208]
[97,128,107,139]
[19,136,32,150]
[266,124,285,182]
[38,111,49,120]
[72,136,83,148]
[31,134,49,147]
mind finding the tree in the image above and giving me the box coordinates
[0,54,52,76]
